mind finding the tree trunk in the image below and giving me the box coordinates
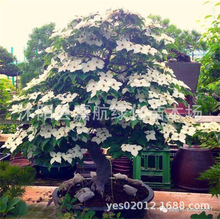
[87,142,111,196]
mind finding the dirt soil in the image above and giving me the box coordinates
[59,179,149,207]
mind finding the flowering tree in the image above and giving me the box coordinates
[3,10,195,195]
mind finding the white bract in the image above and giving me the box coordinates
[121,144,142,156]
[145,130,157,141]
[50,152,62,164]
[91,128,112,144]
[109,99,132,112]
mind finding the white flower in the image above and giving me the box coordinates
[149,48,157,56]
[95,72,122,92]
[39,91,54,103]
[145,130,156,141]
[172,88,185,99]
[171,133,186,144]
[81,58,104,73]
[56,93,78,104]
[39,125,53,138]
[96,79,112,92]
[118,120,130,129]
[109,99,132,112]
[91,128,112,144]
[30,105,53,119]
[86,80,97,97]
[136,106,150,120]
[161,123,177,140]
[28,92,41,100]
[3,134,24,153]
[51,127,67,140]
[9,104,24,114]
[148,99,161,110]
[197,122,220,133]
[162,49,168,55]
[50,152,62,164]
[110,79,122,91]
[67,145,86,159]
[75,123,90,134]
[51,104,70,121]
[71,104,91,120]
[99,71,114,79]
[121,144,142,156]
[142,113,159,126]
[116,39,133,51]
[66,58,82,72]
[61,153,73,164]
[28,133,35,142]
[130,78,150,87]
[2,136,15,149]
[180,125,196,136]
[133,44,151,55]
[45,47,53,53]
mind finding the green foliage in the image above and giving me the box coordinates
[0,124,18,134]
[148,14,207,58]
[19,23,55,88]
[0,195,29,218]
[57,193,123,219]
[0,46,20,76]
[199,162,220,197]
[0,78,15,113]
[0,161,36,199]
[196,94,219,115]
[196,1,220,115]
[6,10,193,169]
[190,211,214,219]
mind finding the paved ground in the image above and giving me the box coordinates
[20,186,220,219]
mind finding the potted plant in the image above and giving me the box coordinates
[171,122,219,191]
[2,9,196,217]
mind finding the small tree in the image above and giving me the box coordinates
[19,23,55,88]
[4,10,194,195]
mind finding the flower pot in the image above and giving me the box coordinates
[9,157,31,167]
[52,178,154,219]
[112,157,133,178]
[0,153,10,161]
[171,146,215,191]
[167,61,201,93]
[38,164,76,179]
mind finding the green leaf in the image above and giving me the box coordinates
[203,0,210,4]
[130,119,139,129]
[10,201,29,217]
[205,15,212,19]
[0,195,9,213]
[190,211,213,219]
[41,138,50,150]
[215,2,220,6]
[7,198,20,212]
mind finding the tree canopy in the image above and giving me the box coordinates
[148,14,207,59]
[4,9,197,195]
[19,23,55,88]
[0,46,20,76]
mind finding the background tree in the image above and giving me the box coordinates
[148,14,207,59]
[19,23,55,88]
[0,46,20,76]
[0,79,15,114]
[196,1,220,115]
